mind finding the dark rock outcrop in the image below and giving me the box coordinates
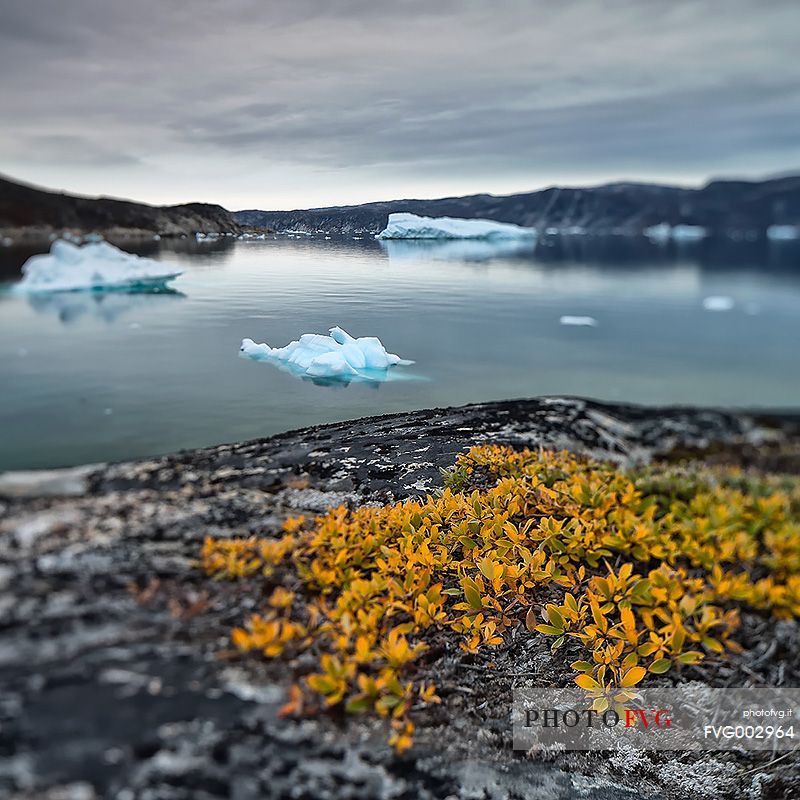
[235,175,800,237]
[1,397,799,799]
[0,175,243,240]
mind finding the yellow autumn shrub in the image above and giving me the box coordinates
[200,445,800,748]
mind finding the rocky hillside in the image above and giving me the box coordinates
[0,175,242,239]
[236,175,800,236]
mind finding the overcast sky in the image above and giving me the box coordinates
[1,0,798,210]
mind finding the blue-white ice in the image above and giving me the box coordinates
[240,326,414,384]
[767,225,800,241]
[377,212,537,240]
[702,296,735,311]
[560,315,598,327]
[644,223,707,243]
[15,240,182,293]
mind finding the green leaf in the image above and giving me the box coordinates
[461,577,483,610]
[676,650,704,664]
[345,695,371,713]
[594,577,611,599]
[648,658,671,674]
[564,593,579,613]
[534,624,563,636]
[545,604,564,630]
[702,636,724,654]
[670,625,686,654]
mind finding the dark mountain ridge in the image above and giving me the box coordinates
[2,172,799,241]
[235,175,800,237]
[0,174,242,239]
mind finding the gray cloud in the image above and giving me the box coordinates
[0,0,798,208]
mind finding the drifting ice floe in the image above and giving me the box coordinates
[16,240,181,293]
[644,223,707,243]
[240,326,413,384]
[702,296,735,312]
[377,212,537,240]
[767,225,800,241]
[559,316,598,327]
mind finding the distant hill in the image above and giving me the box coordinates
[3,172,799,242]
[0,175,242,239]
[235,176,800,237]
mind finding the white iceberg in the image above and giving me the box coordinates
[559,315,598,327]
[644,223,707,243]
[702,296,734,311]
[15,240,182,293]
[673,224,707,241]
[644,223,672,243]
[377,212,537,241]
[240,326,413,383]
[767,224,800,241]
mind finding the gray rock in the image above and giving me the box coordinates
[0,397,797,800]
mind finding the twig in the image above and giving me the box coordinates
[739,747,799,776]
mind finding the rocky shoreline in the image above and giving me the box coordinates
[1,397,799,800]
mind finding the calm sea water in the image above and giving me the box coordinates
[1,235,798,471]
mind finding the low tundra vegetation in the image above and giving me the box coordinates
[200,446,800,750]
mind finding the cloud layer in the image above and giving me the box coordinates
[1,0,798,208]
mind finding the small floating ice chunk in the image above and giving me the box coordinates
[645,223,707,242]
[377,212,537,240]
[559,315,598,327]
[702,296,734,311]
[767,224,800,241]
[240,326,413,383]
[672,224,707,241]
[644,223,672,243]
[15,239,181,293]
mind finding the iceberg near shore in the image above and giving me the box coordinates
[240,326,413,384]
[377,212,537,241]
[16,240,182,293]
